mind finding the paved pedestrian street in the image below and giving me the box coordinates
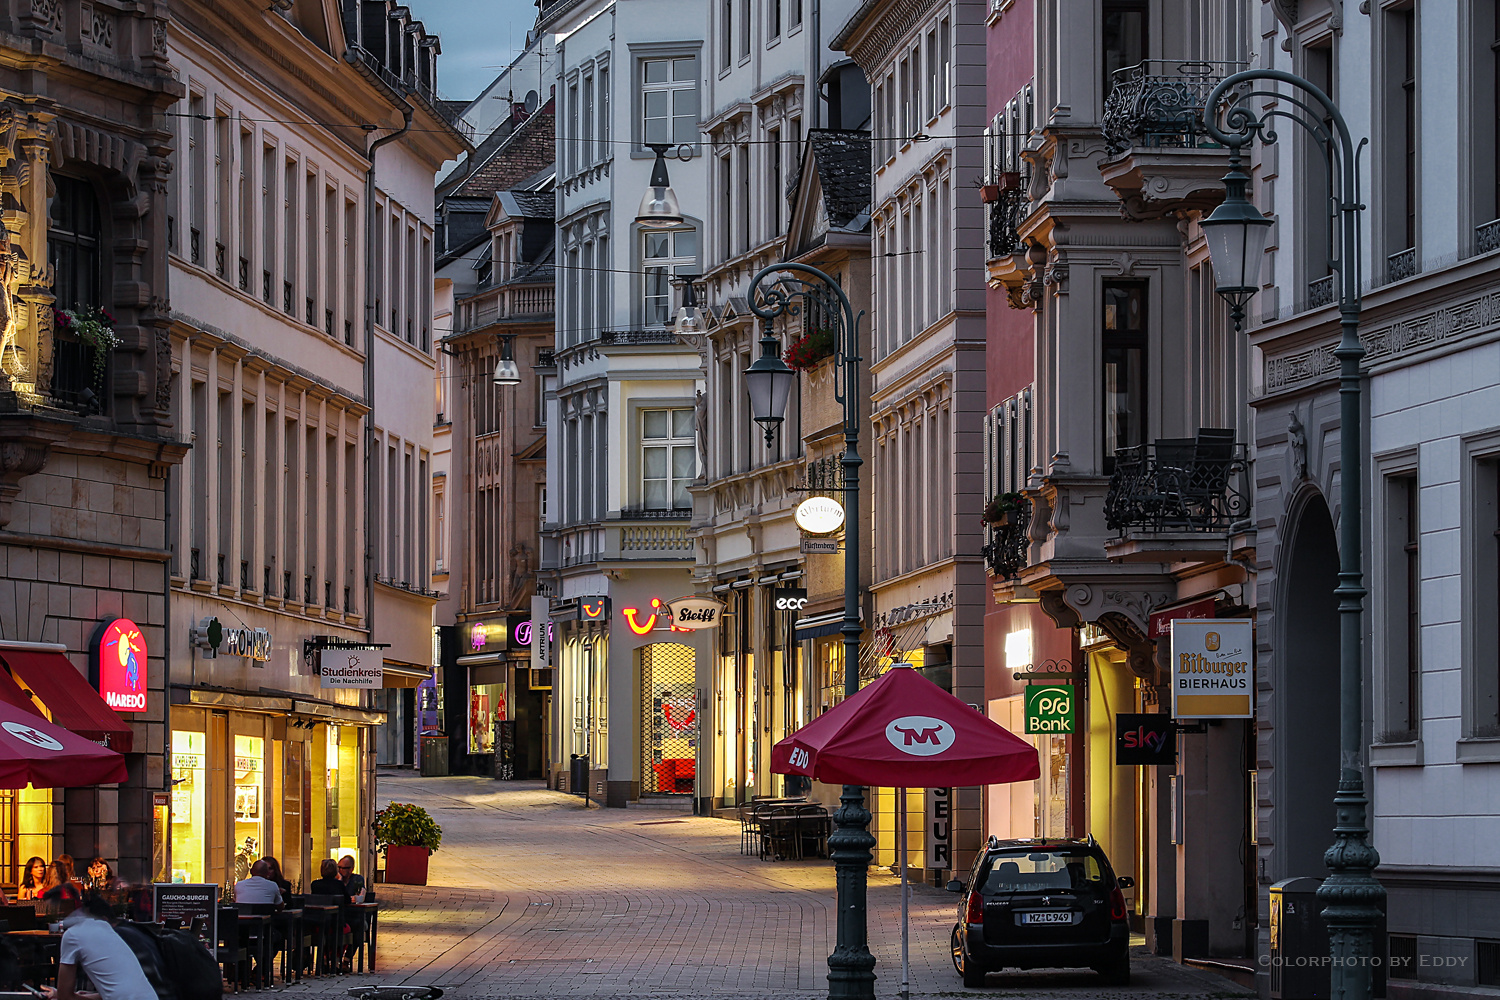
[286,774,1254,999]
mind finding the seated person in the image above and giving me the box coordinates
[308,859,353,972]
[42,892,156,1000]
[17,856,47,902]
[233,859,284,908]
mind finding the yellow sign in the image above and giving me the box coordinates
[1170,618,1253,719]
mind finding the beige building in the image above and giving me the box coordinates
[162,0,462,889]
[0,0,185,888]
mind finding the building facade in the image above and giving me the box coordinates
[0,0,184,890]
[539,0,713,808]
[832,0,989,877]
[162,0,461,889]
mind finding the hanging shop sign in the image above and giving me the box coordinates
[794,496,846,535]
[925,787,952,870]
[319,649,382,689]
[531,595,552,669]
[581,597,609,621]
[1147,596,1217,640]
[1115,713,1177,766]
[91,617,148,712]
[666,596,725,630]
[1023,684,1075,734]
[800,538,840,554]
[773,588,808,612]
[508,617,555,649]
[1171,618,1253,719]
[468,620,509,655]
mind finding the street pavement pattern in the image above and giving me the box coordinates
[285,774,1253,999]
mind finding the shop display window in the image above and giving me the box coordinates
[326,726,340,846]
[335,726,359,856]
[233,734,264,882]
[16,788,53,881]
[468,682,507,754]
[170,729,207,883]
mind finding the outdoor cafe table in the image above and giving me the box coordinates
[272,907,304,983]
[5,928,61,985]
[299,903,342,975]
[236,912,273,989]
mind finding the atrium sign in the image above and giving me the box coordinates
[794,496,846,535]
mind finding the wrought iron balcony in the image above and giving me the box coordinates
[987,186,1025,261]
[981,495,1031,579]
[1104,430,1249,534]
[1102,60,1244,155]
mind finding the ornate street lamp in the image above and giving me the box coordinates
[635,144,685,228]
[1203,70,1383,1000]
[745,263,874,1000]
[492,333,521,387]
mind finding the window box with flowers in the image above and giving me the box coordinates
[783,328,836,371]
[53,305,119,388]
[982,492,1026,527]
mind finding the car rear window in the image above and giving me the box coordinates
[981,850,1106,894]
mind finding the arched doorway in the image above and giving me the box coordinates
[639,642,697,796]
[1278,492,1342,878]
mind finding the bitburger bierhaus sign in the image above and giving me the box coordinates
[1170,618,1253,719]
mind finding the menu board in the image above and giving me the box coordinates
[153,883,218,943]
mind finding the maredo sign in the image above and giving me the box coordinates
[91,618,147,712]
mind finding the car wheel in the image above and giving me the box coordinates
[952,928,988,988]
[1098,947,1130,986]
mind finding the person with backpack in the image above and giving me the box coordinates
[41,893,156,1000]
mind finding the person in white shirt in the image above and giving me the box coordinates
[42,898,156,1000]
[233,860,284,907]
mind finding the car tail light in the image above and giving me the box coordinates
[966,890,985,925]
[1110,887,1127,922]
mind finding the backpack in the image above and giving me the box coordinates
[113,924,177,1000]
[148,926,224,1000]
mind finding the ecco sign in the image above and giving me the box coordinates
[773,588,808,612]
[794,496,846,535]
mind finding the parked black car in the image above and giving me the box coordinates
[948,836,1133,988]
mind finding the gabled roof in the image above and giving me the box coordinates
[450,102,556,201]
[785,129,872,259]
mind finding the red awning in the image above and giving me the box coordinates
[0,672,127,788]
[771,664,1040,788]
[0,649,135,753]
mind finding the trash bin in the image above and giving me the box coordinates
[420,735,448,777]
[570,754,589,797]
[1269,877,1387,999]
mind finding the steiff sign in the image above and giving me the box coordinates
[1171,619,1253,719]
[1024,684,1075,734]
[666,596,725,630]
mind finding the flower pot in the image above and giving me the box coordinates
[384,845,430,885]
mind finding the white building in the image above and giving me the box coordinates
[163,0,463,881]
[1250,3,1500,996]
[538,0,712,806]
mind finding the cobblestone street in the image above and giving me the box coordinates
[279,773,1254,999]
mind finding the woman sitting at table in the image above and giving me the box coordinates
[16,857,46,902]
[261,856,293,900]
[86,858,122,892]
[308,859,354,973]
[41,859,83,914]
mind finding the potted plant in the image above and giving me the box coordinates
[372,802,442,885]
[982,492,1026,527]
[53,305,120,387]
[783,328,836,371]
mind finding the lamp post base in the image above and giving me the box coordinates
[827,783,877,1000]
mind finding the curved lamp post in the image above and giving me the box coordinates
[1201,70,1383,1000]
[745,262,875,1000]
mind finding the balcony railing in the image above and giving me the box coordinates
[600,328,678,346]
[1104,429,1249,533]
[1387,247,1417,283]
[1102,60,1245,155]
[617,506,692,519]
[982,495,1031,579]
[987,186,1026,260]
[458,283,555,332]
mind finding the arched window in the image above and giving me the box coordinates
[48,175,105,407]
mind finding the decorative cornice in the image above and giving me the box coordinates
[1262,285,1500,394]
[833,0,942,73]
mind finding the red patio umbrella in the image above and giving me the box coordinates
[0,674,128,788]
[771,663,1041,992]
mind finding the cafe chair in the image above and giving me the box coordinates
[215,906,248,993]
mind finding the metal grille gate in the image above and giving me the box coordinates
[639,643,697,795]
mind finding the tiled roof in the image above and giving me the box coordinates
[806,129,872,230]
[453,105,555,200]
[509,189,554,219]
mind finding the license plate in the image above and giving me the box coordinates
[1019,911,1073,925]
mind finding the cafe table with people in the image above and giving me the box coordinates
[0,854,380,995]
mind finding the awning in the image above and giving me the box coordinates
[382,662,432,689]
[0,648,134,753]
[794,609,864,640]
[0,669,127,788]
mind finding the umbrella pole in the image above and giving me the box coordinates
[899,786,909,998]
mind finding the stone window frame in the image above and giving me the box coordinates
[1459,426,1500,762]
[1370,446,1424,767]
[628,40,704,158]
